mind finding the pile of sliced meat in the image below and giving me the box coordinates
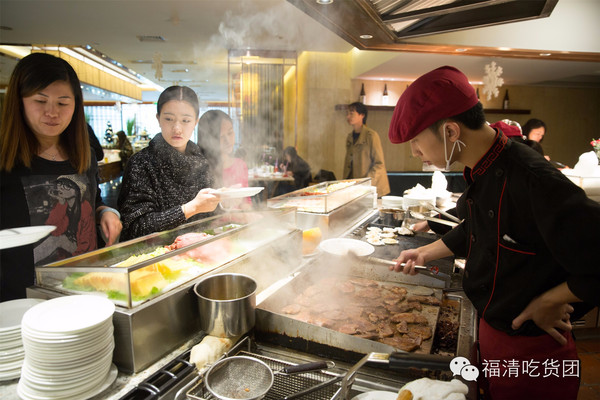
[279,276,441,352]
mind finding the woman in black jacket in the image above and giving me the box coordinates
[118,86,219,241]
[280,146,311,191]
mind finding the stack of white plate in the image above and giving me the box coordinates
[17,295,118,400]
[0,298,46,381]
[381,195,404,209]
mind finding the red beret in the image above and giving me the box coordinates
[489,121,523,139]
[388,66,479,144]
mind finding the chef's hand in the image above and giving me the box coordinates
[412,221,430,232]
[390,248,425,275]
[390,239,453,275]
[183,188,220,218]
[99,209,122,246]
[512,283,579,345]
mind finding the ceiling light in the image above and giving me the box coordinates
[498,47,511,51]
[360,34,373,39]
[539,53,551,57]
[316,0,333,4]
[455,48,467,52]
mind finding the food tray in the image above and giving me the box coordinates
[268,178,373,214]
[34,210,297,309]
[187,351,343,400]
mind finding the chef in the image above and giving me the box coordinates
[387,66,600,399]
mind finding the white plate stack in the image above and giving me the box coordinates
[381,196,404,209]
[17,295,118,400]
[0,298,46,381]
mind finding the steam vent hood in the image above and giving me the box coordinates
[288,0,558,47]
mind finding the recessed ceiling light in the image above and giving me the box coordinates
[455,48,467,52]
[360,34,373,39]
[539,53,551,56]
[316,0,333,4]
[498,47,511,51]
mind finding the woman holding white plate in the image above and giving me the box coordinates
[0,53,122,301]
[118,86,220,241]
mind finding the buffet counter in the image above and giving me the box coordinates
[1,181,477,400]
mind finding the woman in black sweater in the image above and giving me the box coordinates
[118,86,219,241]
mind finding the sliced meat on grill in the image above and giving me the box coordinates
[382,285,408,296]
[407,325,432,340]
[383,296,399,306]
[396,320,408,334]
[355,332,380,340]
[345,306,364,319]
[355,288,382,299]
[294,294,312,307]
[338,323,360,335]
[281,303,302,315]
[312,316,336,328]
[356,319,379,333]
[407,302,423,311]
[303,285,323,297]
[413,314,429,325]
[390,312,418,323]
[348,277,379,287]
[367,313,380,323]
[390,312,430,325]
[407,295,441,306]
[293,311,313,324]
[380,336,421,352]
[321,310,348,321]
[364,307,387,319]
[385,303,412,314]
[335,281,355,294]
[310,302,338,314]
[377,324,395,338]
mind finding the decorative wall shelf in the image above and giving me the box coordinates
[336,104,531,115]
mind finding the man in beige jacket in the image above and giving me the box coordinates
[343,102,390,197]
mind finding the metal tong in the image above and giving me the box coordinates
[418,201,462,224]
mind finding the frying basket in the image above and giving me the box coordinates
[187,351,343,400]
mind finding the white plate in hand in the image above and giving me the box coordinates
[318,238,375,257]
[0,226,56,250]
[215,187,264,199]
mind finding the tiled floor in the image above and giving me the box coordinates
[575,328,600,400]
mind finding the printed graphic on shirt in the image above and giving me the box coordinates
[21,174,96,265]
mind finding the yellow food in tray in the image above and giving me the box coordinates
[73,264,168,297]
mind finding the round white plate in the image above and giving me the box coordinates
[216,187,264,199]
[17,363,117,400]
[0,298,46,332]
[0,367,21,381]
[0,226,56,250]
[319,238,375,257]
[351,391,398,400]
[21,295,114,334]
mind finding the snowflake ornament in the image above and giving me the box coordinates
[482,62,505,101]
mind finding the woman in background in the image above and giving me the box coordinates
[0,52,122,301]
[118,86,219,241]
[281,146,311,191]
[197,110,251,208]
[115,130,134,170]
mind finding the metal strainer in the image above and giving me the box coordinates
[205,356,274,400]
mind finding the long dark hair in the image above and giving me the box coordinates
[522,118,547,142]
[0,52,90,173]
[55,176,83,241]
[157,86,199,117]
[197,110,232,187]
